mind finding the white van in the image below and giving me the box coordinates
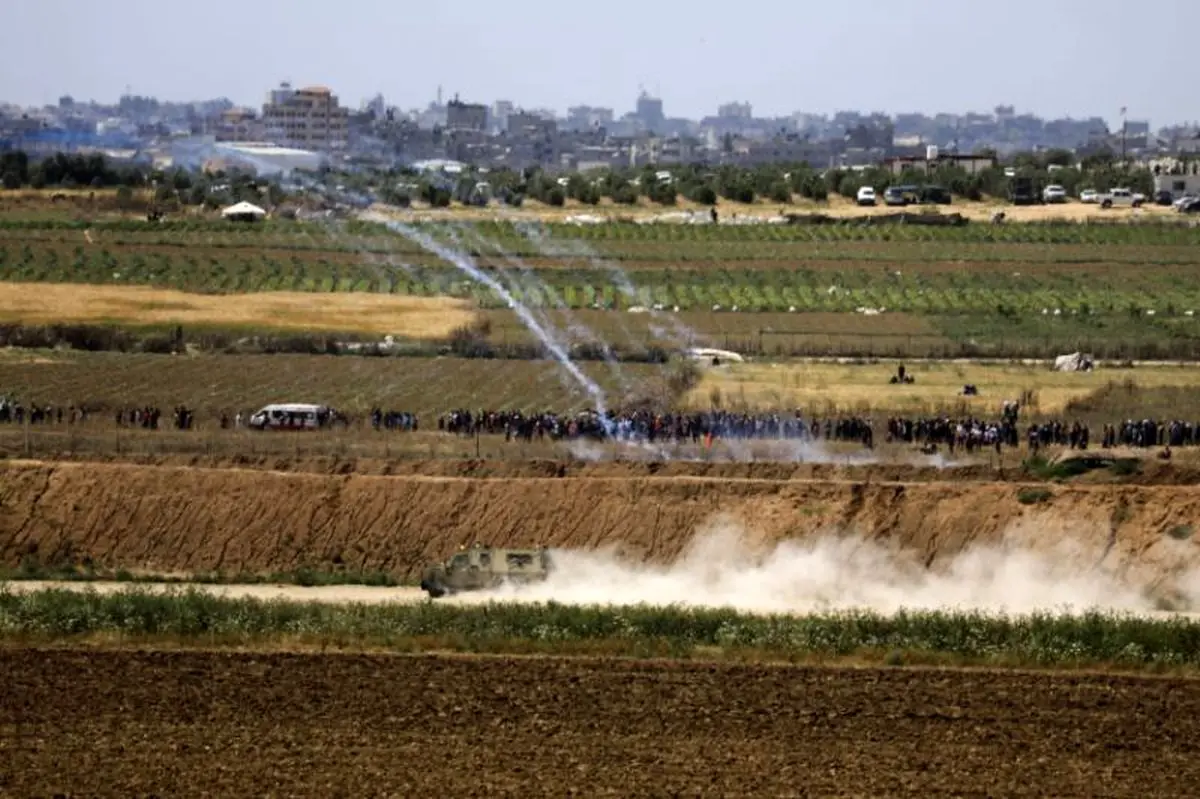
[247,403,336,431]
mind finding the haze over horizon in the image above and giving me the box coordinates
[4,0,1195,129]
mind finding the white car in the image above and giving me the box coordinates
[1079,189,1099,204]
[1043,184,1067,203]
[1099,188,1143,209]
[856,186,877,206]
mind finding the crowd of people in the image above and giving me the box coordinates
[4,392,1200,455]
[0,398,89,425]
[438,406,1200,456]
[112,406,195,431]
[370,408,419,432]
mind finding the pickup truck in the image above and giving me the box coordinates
[1098,188,1144,209]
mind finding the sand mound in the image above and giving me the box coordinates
[2,460,1199,607]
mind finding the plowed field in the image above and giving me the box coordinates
[2,648,1197,797]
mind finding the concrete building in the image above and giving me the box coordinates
[885,150,995,176]
[446,96,488,131]
[491,100,514,133]
[507,110,557,137]
[209,141,327,176]
[717,102,752,119]
[261,83,349,152]
[636,91,664,131]
[566,106,614,131]
[214,107,263,142]
[1153,161,1200,198]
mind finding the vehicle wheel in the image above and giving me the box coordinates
[1101,200,1112,209]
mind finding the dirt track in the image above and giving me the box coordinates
[3,458,1200,599]
[2,648,1197,797]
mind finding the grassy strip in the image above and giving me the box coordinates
[3,587,1200,671]
[0,561,405,587]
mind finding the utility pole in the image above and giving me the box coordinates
[1120,106,1128,163]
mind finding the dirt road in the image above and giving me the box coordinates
[2,648,1198,797]
[1,579,434,604]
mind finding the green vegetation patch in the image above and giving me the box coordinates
[4,587,1200,671]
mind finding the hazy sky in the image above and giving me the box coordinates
[3,0,1195,128]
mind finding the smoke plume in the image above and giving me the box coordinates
[479,514,1193,616]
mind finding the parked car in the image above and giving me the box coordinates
[1010,177,1041,205]
[1099,188,1143,209]
[1154,190,1175,206]
[1042,184,1067,203]
[1179,197,1200,214]
[856,186,877,206]
[1174,194,1198,210]
[883,186,907,206]
[248,403,343,431]
[919,185,952,204]
[1079,189,1099,204]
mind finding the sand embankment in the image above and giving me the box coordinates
[1,460,1198,594]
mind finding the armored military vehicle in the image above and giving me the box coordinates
[419,544,553,598]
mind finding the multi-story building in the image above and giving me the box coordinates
[214,107,263,142]
[446,96,488,131]
[566,106,614,131]
[636,91,664,131]
[507,110,557,137]
[717,102,752,120]
[260,82,349,152]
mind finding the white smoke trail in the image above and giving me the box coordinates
[478,514,1192,616]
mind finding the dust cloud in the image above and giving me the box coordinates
[483,514,1190,616]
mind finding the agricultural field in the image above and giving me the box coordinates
[0,281,475,337]
[4,214,1200,359]
[0,349,664,419]
[687,360,1200,420]
[6,646,1199,797]
[6,347,1200,426]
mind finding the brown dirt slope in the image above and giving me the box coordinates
[3,649,1198,797]
[1,459,1199,586]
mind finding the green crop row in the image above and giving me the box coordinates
[2,587,1199,670]
[4,244,1200,318]
[6,216,1200,248]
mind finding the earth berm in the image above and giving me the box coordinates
[1,459,1198,590]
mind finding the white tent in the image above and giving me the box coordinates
[221,201,267,220]
[1053,352,1095,372]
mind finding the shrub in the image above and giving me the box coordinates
[1017,487,1054,505]
[693,185,717,205]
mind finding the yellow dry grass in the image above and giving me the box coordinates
[0,282,477,338]
[684,360,1200,416]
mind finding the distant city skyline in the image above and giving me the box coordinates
[3,0,1197,129]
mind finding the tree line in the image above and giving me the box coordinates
[0,151,285,210]
[365,149,1172,208]
[0,148,1180,209]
